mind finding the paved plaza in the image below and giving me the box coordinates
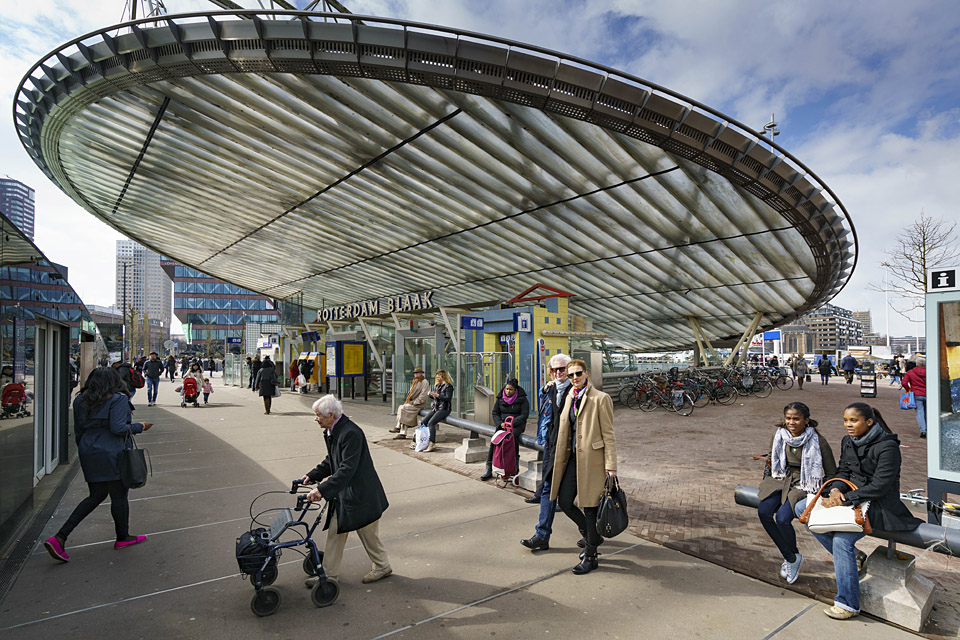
[0,376,948,638]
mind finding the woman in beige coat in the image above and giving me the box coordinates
[549,359,617,575]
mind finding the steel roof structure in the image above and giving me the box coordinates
[13,10,857,350]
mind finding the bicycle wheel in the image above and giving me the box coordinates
[637,390,658,412]
[775,376,794,390]
[624,388,640,409]
[674,394,694,416]
[752,380,774,398]
[691,386,710,409]
[618,384,632,406]
[715,384,738,405]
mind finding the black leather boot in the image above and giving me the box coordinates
[479,463,493,481]
[572,546,598,575]
[520,535,549,551]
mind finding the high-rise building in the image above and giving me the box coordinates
[798,303,864,351]
[852,310,873,336]
[160,261,280,349]
[0,177,36,239]
[115,240,172,348]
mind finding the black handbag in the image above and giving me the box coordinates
[119,434,151,489]
[596,476,629,538]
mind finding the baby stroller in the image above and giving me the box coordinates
[1,383,30,419]
[180,377,200,408]
[236,480,339,617]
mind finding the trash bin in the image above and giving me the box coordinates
[474,385,495,427]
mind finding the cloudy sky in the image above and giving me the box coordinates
[1,0,958,338]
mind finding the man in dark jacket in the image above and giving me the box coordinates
[302,395,391,586]
[112,360,137,397]
[521,354,572,551]
[250,355,262,391]
[840,353,859,384]
[142,351,165,406]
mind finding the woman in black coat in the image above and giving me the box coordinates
[414,369,454,452]
[43,367,153,562]
[480,378,529,481]
[806,403,922,620]
[256,357,278,415]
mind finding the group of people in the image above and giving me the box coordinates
[757,401,922,619]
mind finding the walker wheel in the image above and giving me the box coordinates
[495,476,506,489]
[512,476,520,486]
[250,587,281,617]
[260,564,278,586]
[302,552,324,576]
[311,578,340,608]
[180,401,186,408]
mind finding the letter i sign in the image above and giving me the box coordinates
[931,268,957,291]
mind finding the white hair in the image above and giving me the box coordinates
[548,353,571,369]
[312,395,343,419]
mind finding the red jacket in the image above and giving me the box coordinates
[901,366,926,397]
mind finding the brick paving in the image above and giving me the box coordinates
[344,376,959,638]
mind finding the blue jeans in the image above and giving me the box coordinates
[811,530,865,612]
[146,376,160,403]
[915,396,926,434]
[534,477,557,540]
[757,494,798,562]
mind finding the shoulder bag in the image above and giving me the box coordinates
[596,475,629,538]
[899,391,915,410]
[798,478,871,534]
[119,434,151,489]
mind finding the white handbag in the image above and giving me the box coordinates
[799,478,872,534]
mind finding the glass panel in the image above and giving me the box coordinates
[939,301,960,473]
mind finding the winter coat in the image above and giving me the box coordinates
[791,358,808,377]
[901,366,926,397]
[827,431,923,532]
[74,392,144,482]
[306,415,389,533]
[549,384,617,508]
[142,358,165,379]
[429,383,454,413]
[492,386,530,434]
[757,431,836,510]
[840,355,859,372]
[256,362,277,397]
[818,358,834,376]
[398,377,430,426]
[538,381,572,482]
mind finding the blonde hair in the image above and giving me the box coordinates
[435,369,453,385]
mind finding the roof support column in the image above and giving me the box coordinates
[358,317,384,370]
[723,311,764,367]
[438,307,460,355]
[688,317,719,366]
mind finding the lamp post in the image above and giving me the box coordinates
[121,260,129,361]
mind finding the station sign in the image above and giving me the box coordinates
[225,337,242,344]
[930,267,959,292]
[461,316,484,330]
[499,334,515,345]
[317,290,435,322]
[513,312,532,333]
[762,330,781,340]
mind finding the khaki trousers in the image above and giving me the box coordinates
[323,510,390,580]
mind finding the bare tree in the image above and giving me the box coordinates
[871,211,959,320]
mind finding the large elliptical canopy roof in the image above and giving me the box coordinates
[14,10,856,350]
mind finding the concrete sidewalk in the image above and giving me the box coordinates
[0,383,913,639]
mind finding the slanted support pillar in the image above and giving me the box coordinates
[723,312,764,367]
[688,317,719,366]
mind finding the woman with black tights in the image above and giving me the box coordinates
[43,367,153,562]
[549,359,617,575]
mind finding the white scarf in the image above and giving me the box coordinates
[770,426,823,494]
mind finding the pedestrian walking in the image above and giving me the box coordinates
[301,395,392,586]
[818,357,834,385]
[411,370,454,453]
[900,357,927,437]
[791,354,808,391]
[43,367,153,562]
[256,356,277,414]
[142,351,164,406]
[840,353,859,384]
[202,378,214,404]
[479,378,529,481]
[289,359,300,392]
[549,359,617,575]
[755,402,835,585]
[805,403,922,619]
[165,355,176,382]
[250,355,262,392]
[520,353,572,551]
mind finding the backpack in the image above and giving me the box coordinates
[129,367,145,389]
[491,416,518,481]
[414,425,430,452]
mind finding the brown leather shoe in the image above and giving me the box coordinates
[389,427,400,433]
[393,434,406,440]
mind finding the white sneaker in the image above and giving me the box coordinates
[784,553,803,584]
[779,560,789,579]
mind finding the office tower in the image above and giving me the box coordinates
[0,177,36,240]
[115,240,172,348]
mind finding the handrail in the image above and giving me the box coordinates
[735,484,960,557]
[419,409,543,452]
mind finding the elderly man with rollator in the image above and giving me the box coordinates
[390,366,430,440]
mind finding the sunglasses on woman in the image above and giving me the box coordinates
[569,370,586,378]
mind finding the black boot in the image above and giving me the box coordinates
[572,546,598,575]
[480,463,493,481]
[520,535,549,551]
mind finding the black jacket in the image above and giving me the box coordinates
[829,431,923,532]
[541,382,572,480]
[306,416,389,533]
[429,383,454,413]
[74,392,144,482]
[492,386,530,434]
[256,362,277,397]
[142,358,165,379]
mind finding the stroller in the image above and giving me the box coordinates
[180,377,200,408]
[236,480,339,617]
[1,383,30,419]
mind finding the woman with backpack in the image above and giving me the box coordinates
[549,359,617,575]
[480,379,529,481]
[43,367,153,562]
[818,356,834,385]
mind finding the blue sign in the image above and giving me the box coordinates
[499,334,515,345]
[513,312,532,333]
[226,337,242,344]
[762,330,782,340]
[461,316,484,330]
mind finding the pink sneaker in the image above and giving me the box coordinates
[44,536,69,562]
[114,535,147,550]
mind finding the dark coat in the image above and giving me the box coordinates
[540,382,572,481]
[758,431,836,510]
[307,416,389,533]
[114,363,135,394]
[492,386,530,434]
[74,392,144,482]
[429,383,454,413]
[142,358,164,379]
[818,358,834,376]
[828,431,923,532]
[256,362,277,397]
